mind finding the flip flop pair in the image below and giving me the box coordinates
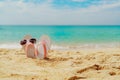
[20,35,51,59]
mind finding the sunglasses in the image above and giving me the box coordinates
[20,38,36,45]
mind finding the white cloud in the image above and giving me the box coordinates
[0,0,120,25]
[82,1,120,12]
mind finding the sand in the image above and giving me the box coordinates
[0,48,120,80]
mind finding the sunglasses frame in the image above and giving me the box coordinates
[20,38,36,45]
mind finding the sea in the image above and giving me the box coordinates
[0,25,120,49]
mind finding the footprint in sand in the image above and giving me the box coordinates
[77,64,103,74]
[109,71,116,76]
[68,76,86,80]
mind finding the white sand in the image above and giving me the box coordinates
[0,48,120,80]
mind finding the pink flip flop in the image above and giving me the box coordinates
[36,42,47,59]
[21,35,37,58]
[25,42,36,58]
[36,35,51,59]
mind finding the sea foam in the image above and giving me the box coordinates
[0,42,120,49]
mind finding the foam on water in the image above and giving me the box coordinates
[0,43,21,49]
[0,42,120,49]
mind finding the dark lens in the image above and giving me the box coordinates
[20,40,27,45]
[29,38,36,44]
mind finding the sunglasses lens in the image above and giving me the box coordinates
[20,40,27,45]
[29,38,36,44]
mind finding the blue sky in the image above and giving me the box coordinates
[0,0,120,25]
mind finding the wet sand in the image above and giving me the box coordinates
[0,48,120,80]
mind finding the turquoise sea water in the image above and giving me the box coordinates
[0,25,120,48]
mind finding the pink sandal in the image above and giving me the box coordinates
[36,35,51,59]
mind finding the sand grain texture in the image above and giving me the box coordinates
[0,48,120,80]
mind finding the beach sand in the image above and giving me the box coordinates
[0,48,120,80]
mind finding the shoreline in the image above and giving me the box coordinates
[0,42,120,50]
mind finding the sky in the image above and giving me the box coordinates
[0,0,120,25]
